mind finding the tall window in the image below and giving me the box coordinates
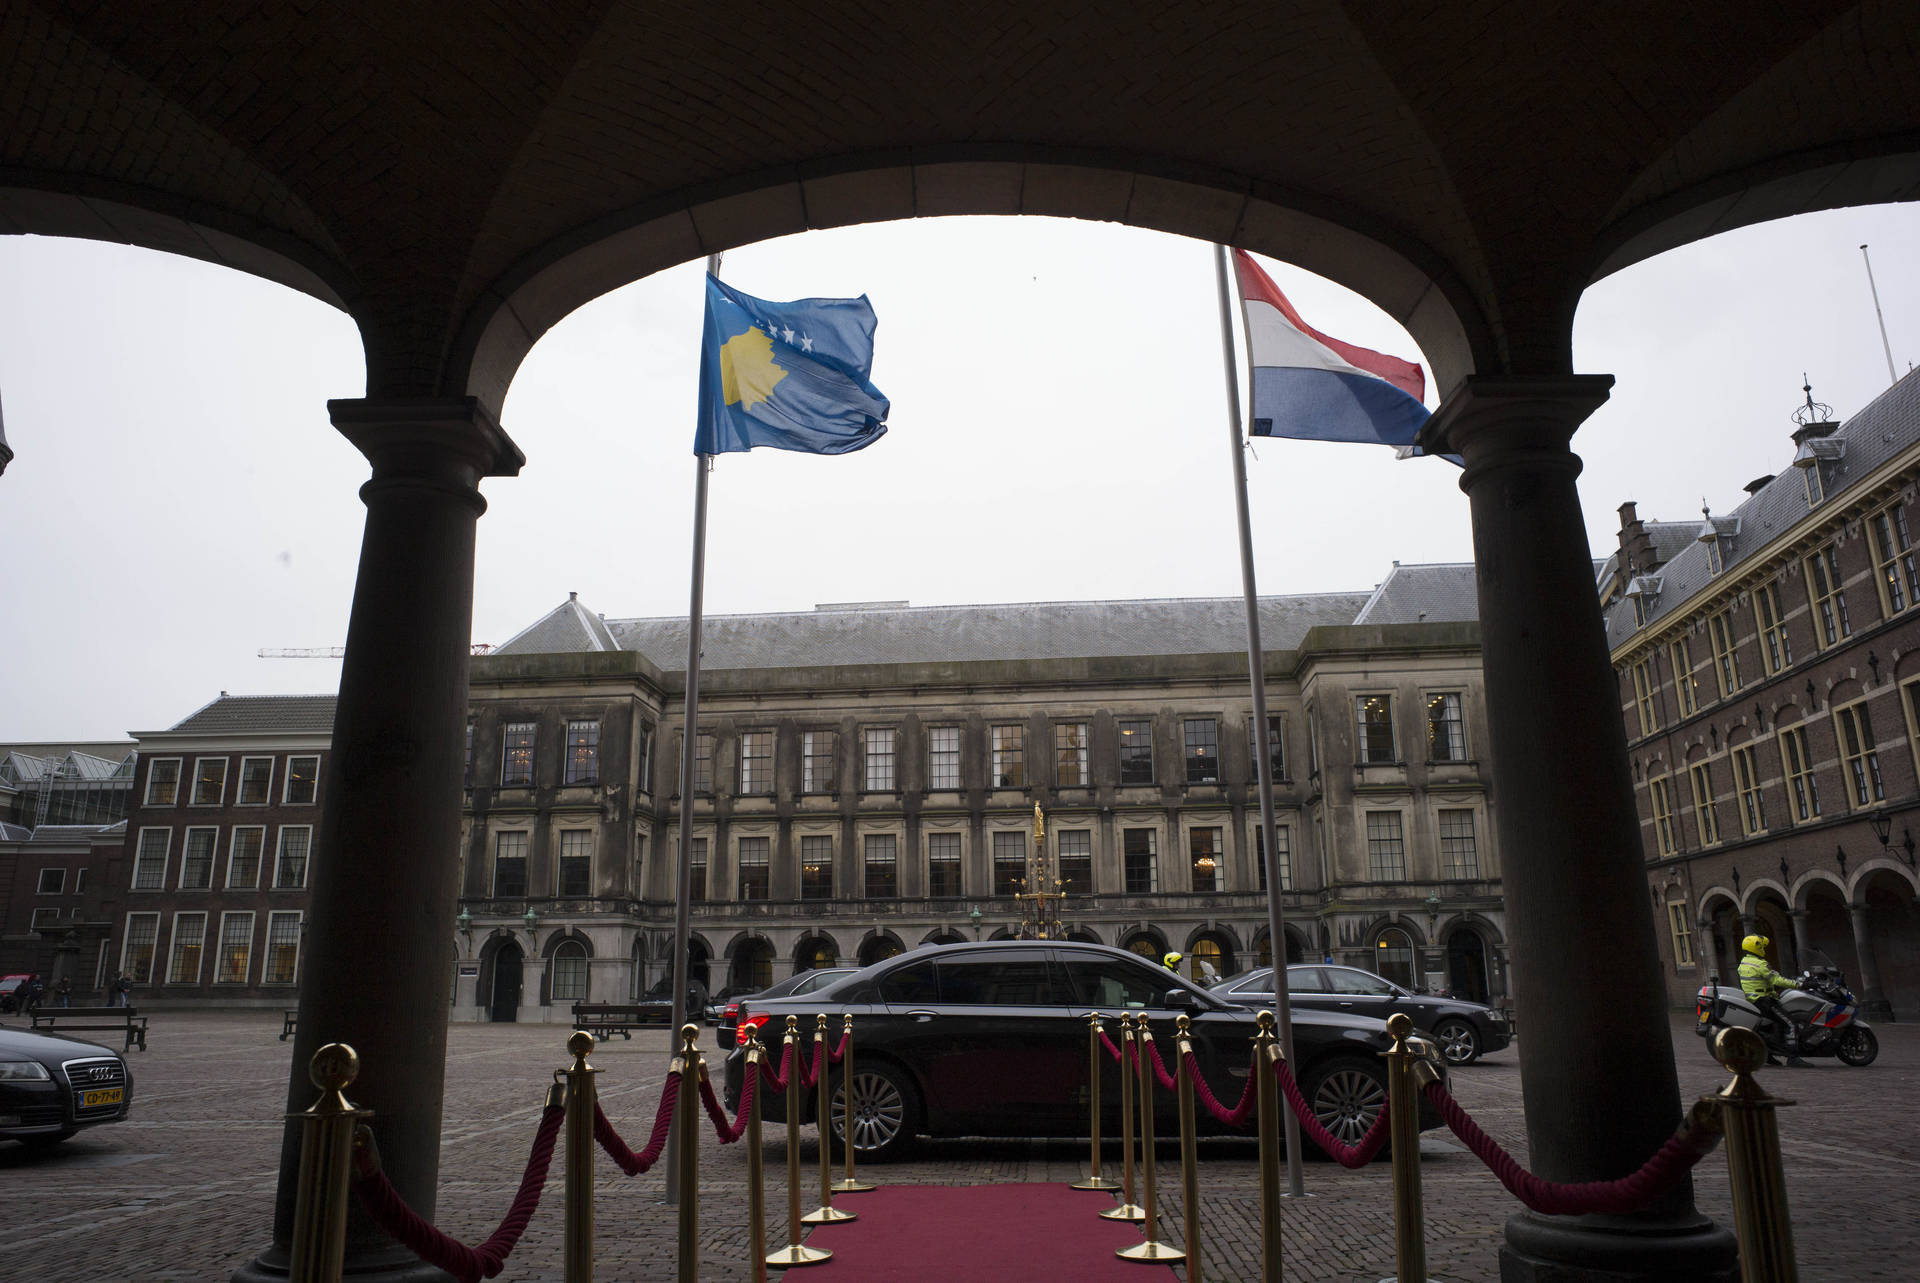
[1058,829,1092,893]
[1123,829,1157,893]
[863,728,896,791]
[275,826,312,888]
[991,725,1024,788]
[1189,827,1222,892]
[688,837,707,900]
[180,827,217,890]
[1868,503,1919,616]
[1666,902,1696,967]
[1356,696,1396,763]
[1707,609,1742,697]
[492,831,529,897]
[1631,659,1659,735]
[799,835,833,899]
[1248,715,1285,781]
[1184,717,1219,783]
[132,828,170,889]
[1753,583,1792,674]
[1670,638,1700,716]
[928,832,962,897]
[145,758,182,806]
[692,732,713,794]
[1649,776,1678,855]
[1426,693,1465,761]
[1365,811,1406,879]
[1055,722,1090,787]
[565,720,600,785]
[1255,825,1291,891]
[167,912,207,984]
[263,912,303,985]
[501,722,536,786]
[1688,761,1721,846]
[738,836,770,900]
[928,727,961,790]
[38,868,64,895]
[122,913,160,984]
[1805,544,1852,647]
[1732,745,1767,836]
[1779,724,1821,822]
[215,912,255,984]
[558,830,593,896]
[1439,809,1480,878]
[738,731,773,794]
[190,758,227,806]
[551,942,589,1002]
[1832,700,1885,808]
[238,757,274,805]
[636,723,653,791]
[284,755,320,805]
[1117,718,1154,785]
[802,731,837,793]
[992,831,1026,894]
[863,833,898,898]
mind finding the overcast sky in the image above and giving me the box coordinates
[2,205,1915,743]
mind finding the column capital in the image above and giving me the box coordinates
[329,396,525,482]
[1420,374,1615,483]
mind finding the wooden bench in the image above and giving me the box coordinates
[31,1006,148,1052]
[280,1009,298,1041]
[570,1002,671,1040]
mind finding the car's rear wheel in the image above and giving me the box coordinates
[828,1061,919,1162]
[1433,1018,1480,1065]
[1301,1058,1388,1153]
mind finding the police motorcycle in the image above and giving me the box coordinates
[1695,947,1879,1066]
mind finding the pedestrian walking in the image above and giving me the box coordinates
[54,976,72,1008]
[110,973,131,1007]
[25,975,45,1013]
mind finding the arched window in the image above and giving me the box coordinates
[860,935,904,966]
[551,941,589,1003]
[1189,936,1225,982]
[1374,926,1415,989]
[1124,934,1161,961]
[798,938,838,971]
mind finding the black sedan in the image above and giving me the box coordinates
[1211,965,1510,1065]
[0,1025,133,1150]
[723,940,1442,1161]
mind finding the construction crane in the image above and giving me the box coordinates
[259,644,493,658]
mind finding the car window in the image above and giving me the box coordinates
[1059,954,1175,1010]
[1326,968,1394,995]
[1230,972,1273,995]
[875,960,939,1004]
[936,949,1058,1005]
[1285,967,1329,993]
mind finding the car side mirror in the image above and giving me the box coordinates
[1163,988,1200,1010]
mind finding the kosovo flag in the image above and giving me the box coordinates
[693,274,890,455]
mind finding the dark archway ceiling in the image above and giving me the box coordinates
[2,1,1916,416]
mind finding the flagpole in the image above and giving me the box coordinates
[1215,242,1306,1198]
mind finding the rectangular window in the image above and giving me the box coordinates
[179,826,218,889]
[263,912,303,985]
[928,727,962,790]
[167,912,207,984]
[227,827,265,889]
[552,948,589,1002]
[737,836,770,900]
[1057,829,1092,894]
[1833,700,1885,808]
[215,912,255,984]
[1189,827,1222,892]
[1805,544,1852,648]
[1356,696,1396,763]
[802,731,837,793]
[274,826,312,888]
[1670,638,1700,716]
[1779,724,1821,822]
[688,837,707,900]
[492,831,529,897]
[122,912,160,984]
[190,757,228,806]
[1426,693,1465,761]
[501,723,536,786]
[238,756,274,805]
[1184,717,1220,783]
[1667,902,1696,967]
[132,828,170,889]
[800,835,834,899]
[74,868,85,895]
[928,832,963,897]
[863,727,896,791]
[1117,718,1154,785]
[145,757,182,806]
[693,732,713,794]
[1649,776,1678,856]
[1439,809,1480,878]
[636,723,653,792]
[1754,583,1792,675]
[1707,609,1743,698]
[1364,811,1406,880]
[991,725,1024,788]
[1732,745,1767,836]
[992,831,1027,894]
[1054,722,1090,787]
[738,730,773,794]
[1631,659,1660,736]
[1123,829,1157,893]
[30,908,66,931]
[558,830,593,897]
[1689,761,1721,846]
[284,755,320,805]
[1254,825,1291,891]
[863,833,898,898]
[565,719,600,785]
[36,867,65,895]
[1247,715,1285,782]
[1869,503,1920,617]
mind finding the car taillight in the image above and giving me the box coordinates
[740,1012,770,1035]
[723,1002,741,1020]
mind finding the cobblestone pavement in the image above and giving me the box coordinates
[1,1012,1913,1281]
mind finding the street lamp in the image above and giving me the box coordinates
[1870,807,1894,850]
[456,907,473,953]
[968,905,983,940]
[1424,891,1443,936]
[523,906,541,948]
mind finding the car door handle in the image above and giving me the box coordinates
[906,1010,938,1022]
[1338,1001,1355,1008]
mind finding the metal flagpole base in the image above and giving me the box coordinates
[1117,1240,1186,1264]
[800,1205,857,1225]
[1100,1202,1146,1222]
[1072,1176,1121,1191]
[767,1244,832,1267]
[829,1177,876,1193]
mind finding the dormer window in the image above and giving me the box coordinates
[1697,510,1739,577]
[1625,575,1662,628]
[1792,437,1844,509]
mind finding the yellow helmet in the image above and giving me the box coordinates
[1741,934,1769,956]
[1163,951,1183,967]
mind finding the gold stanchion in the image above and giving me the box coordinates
[1117,1018,1183,1264]
[1710,1026,1798,1283]
[1072,1011,1120,1191]
[802,1013,856,1225]
[830,1013,875,1193]
[563,1031,599,1283]
[287,1043,370,1283]
[767,1016,831,1267]
[1253,1012,1283,1283]
[742,1028,769,1283]
[1101,1013,1146,1222]
[1379,1012,1438,1283]
[675,1023,703,1283]
[1176,1015,1203,1280]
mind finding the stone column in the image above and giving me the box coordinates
[1848,901,1893,1018]
[1788,908,1813,970]
[235,398,522,1283]
[1430,378,1737,1281]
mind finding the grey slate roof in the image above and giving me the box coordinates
[162,694,337,736]
[495,595,619,656]
[0,822,29,841]
[1353,563,1481,625]
[1604,369,1920,650]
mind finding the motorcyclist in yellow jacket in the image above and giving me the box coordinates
[1738,935,1807,1065]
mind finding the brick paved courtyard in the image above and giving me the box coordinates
[2,1011,1914,1281]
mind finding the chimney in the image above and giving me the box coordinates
[1617,501,1657,577]
[569,591,578,602]
[1743,475,1775,496]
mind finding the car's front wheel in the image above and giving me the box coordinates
[1301,1057,1388,1154]
[1433,1018,1480,1065]
[828,1061,919,1162]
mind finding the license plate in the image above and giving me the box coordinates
[82,1088,123,1108]
[1696,1008,1711,1024]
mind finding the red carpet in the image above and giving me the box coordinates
[796,1183,1179,1281]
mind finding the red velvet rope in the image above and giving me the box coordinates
[1272,1059,1392,1169]
[798,1038,824,1091]
[697,1067,756,1143]
[1180,1047,1260,1130]
[1098,1029,1122,1062]
[759,1041,794,1091]
[827,1032,850,1064]
[594,1073,679,1175]
[1140,1036,1180,1092]
[351,1104,564,1283]
[1422,1080,1719,1216]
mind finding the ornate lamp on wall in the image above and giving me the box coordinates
[522,906,541,949]
[456,907,473,955]
[968,905,983,940]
